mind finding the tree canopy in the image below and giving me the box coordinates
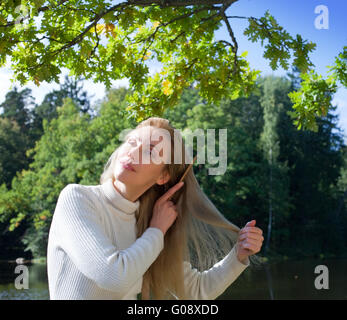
[0,0,345,129]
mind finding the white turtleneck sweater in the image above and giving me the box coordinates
[47,178,249,300]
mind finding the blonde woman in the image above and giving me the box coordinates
[47,117,264,300]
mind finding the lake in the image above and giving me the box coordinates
[0,258,346,300]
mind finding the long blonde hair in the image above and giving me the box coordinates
[100,117,254,300]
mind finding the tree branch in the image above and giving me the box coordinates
[0,0,70,28]
[138,4,218,63]
[90,24,101,61]
[226,15,251,19]
[128,0,229,7]
[51,2,128,55]
[5,0,246,80]
[220,10,239,75]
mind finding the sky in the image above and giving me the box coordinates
[0,0,346,139]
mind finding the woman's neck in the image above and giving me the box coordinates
[112,178,145,203]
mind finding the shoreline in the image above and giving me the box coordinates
[1,254,347,265]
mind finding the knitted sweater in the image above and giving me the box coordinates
[47,178,249,300]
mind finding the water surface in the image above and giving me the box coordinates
[0,259,346,300]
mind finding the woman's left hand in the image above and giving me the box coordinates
[236,220,264,264]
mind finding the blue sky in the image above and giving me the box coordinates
[218,0,347,140]
[0,0,346,139]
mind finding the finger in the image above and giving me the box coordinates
[169,206,177,212]
[239,226,263,235]
[239,228,263,238]
[168,207,178,216]
[242,243,262,253]
[159,181,184,203]
[239,232,264,242]
[239,233,264,243]
[240,237,262,247]
[245,220,256,228]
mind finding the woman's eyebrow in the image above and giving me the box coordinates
[130,134,156,149]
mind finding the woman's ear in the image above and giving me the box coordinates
[156,169,170,186]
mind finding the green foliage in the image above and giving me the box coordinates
[287,45,347,132]
[277,77,346,257]
[0,87,34,131]
[244,10,316,73]
[0,69,346,261]
[21,224,50,258]
[0,87,136,258]
[0,117,30,188]
[34,76,92,124]
[1,2,344,130]
[287,70,337,132]
[328,45,347,87]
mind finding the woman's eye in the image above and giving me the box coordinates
[142,147,155,156]
[127,139,136,145]
[151,149,160,158]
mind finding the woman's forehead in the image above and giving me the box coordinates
[132,127,170,146]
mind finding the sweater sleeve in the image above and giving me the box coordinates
[183,246,249,300]
[53,184,164,295]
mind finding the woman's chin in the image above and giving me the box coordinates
[114,168,134,183]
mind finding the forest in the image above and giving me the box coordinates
[1,71,346,262]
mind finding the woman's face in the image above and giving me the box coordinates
[114,126,171,188]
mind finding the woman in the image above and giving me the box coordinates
[47,117,264,300]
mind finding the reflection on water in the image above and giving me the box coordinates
[0,258,346,300]
[218,258,347,300]
[264,264,274,300]
[0,262,49,300]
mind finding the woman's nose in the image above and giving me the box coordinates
[127,144,142,164]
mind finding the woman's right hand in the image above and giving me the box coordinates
[149,181,185,236]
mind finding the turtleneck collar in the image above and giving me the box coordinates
[100,178,140,215]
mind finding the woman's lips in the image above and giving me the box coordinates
[120,161,136,172]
